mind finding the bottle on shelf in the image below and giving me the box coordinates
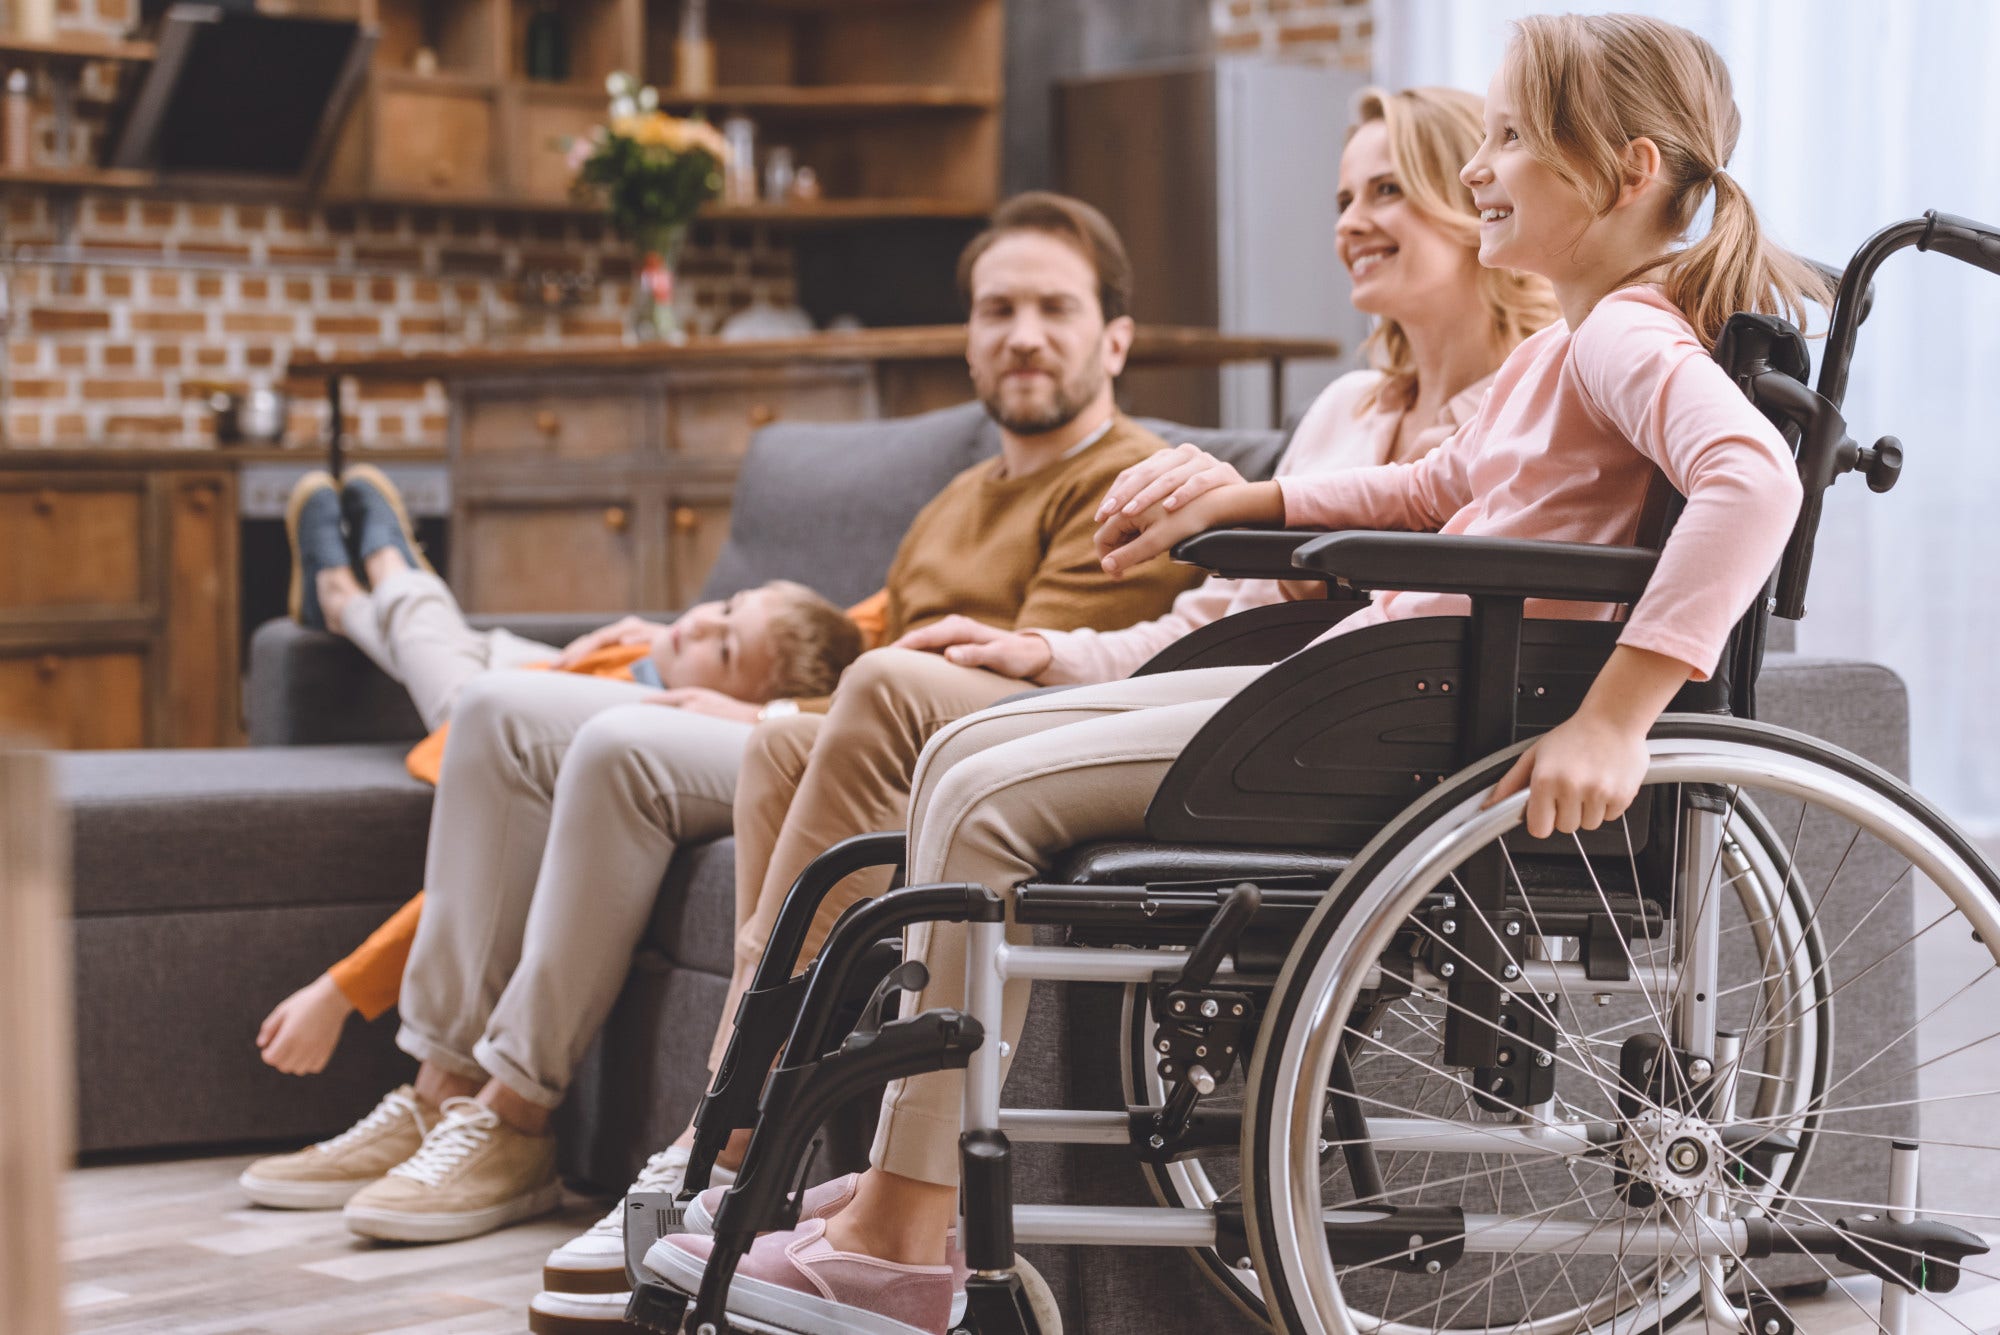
[4,71,31,169]
[721,114,757,205]
[525,1,570,82]
[676,0,714,96]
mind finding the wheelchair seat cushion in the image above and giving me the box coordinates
[1049,840,1353,890]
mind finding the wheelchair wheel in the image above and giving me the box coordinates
[1122,764,1827,1329]
[1241,717,2000,1335]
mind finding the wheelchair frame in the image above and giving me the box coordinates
[627,211,2000,1335]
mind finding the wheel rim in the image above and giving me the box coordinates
[1252,730,2000,1335]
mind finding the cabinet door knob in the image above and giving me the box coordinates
[429,161,453,187]
[672,505,700,533]
[535,409,560,437]
[746,403,776,428]
[184,488,212,516]
[603,506,629,533]
[33,489,56,516]
[36,654,60,681]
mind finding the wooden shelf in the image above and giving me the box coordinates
[0,165,156,191]
[321,190,987,222]
[0,33,155,63]
[375,69,500,95]
[653,85,995,113]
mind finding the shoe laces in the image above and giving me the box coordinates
[387,1096,498,1188]
[317,1086,430,1155]
[585,1146,690,1238]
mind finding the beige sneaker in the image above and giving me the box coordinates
[343,1095,561,1243]
[239,1085,439,1209]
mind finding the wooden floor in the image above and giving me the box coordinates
[61,1154,2000,1334]
[64,1152,605,1335]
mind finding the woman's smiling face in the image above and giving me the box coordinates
[1335,120,1483,327]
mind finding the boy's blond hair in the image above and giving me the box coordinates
[756,579,865,700]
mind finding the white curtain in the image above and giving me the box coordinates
[1377,0,2000,834]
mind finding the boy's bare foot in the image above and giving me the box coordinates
[316,565,365,638]
[257,972,357,1075]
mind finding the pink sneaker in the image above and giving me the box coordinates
[682,1172,860,1236]
[644,1218,953,1335]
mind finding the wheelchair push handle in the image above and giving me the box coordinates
[1921,210,2000,278]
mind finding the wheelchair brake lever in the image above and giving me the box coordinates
[852,958,931,1040]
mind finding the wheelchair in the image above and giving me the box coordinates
[624,211,2000,1335]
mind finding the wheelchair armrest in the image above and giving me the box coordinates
[1293,531,1660,603]
[1171,528,1335,581]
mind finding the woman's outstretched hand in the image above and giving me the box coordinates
[1095,443,1248,525]
[1483,644,1691,838]
[1093,479,1286,577]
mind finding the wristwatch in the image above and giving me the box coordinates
[757,699,801,723]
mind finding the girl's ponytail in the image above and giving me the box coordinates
[1663,167,1831,349]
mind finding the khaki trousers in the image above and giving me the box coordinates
[395,670,753,1106]
[711,648,1027,1070]
[339,569,556,730]
[867,664,1265,1185]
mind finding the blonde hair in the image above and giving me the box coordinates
[1503,13,1832,348]
[756,579,865,700]
[1349,85,1560,412]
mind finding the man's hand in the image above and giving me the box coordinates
[555,615,665,668]
[647,687,761,723]
[1095,442,1248,523]
[894,615,1054,679]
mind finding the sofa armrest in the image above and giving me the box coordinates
[246,619,427,746]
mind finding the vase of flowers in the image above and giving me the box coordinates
[569,73,728,343]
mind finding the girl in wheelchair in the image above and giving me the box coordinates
[647,14,2000,1335]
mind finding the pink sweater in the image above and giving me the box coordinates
[1032,369,1495,685]
[1281,287,1803,679]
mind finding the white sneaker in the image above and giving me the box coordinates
[527,1289,639,1333]
[542,1145,735,1294]
[238,1085,438,1209]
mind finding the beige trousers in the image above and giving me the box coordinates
[395,670,753,1106]
[867,664,1265,1185]
[339,569,555,730]
[709,648,1027,1071]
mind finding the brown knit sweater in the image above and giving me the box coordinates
[879,414,1204,645]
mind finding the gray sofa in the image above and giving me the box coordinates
[57,400,1911,1329]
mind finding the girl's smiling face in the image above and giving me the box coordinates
[1460,63,1601,285]
[1335,120,1482,325]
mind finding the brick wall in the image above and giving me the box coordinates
[1,2,796,451]
[1211,0,1374,68]
[2,197,797,449]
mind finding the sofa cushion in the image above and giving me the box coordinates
[59,744,429,916]
[699,401,1002,608]
[645,835,739,977]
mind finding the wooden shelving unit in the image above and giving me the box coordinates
[317,0,1001,217]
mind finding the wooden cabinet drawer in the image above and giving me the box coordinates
[0,648,147,750]
[666,495,733,608]
[374,86,494,197]
[668,367,876,458]
[456,499,642,613]
[460,384,656,460]
[0,482,146,614]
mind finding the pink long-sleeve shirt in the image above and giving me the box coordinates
[1031,368,1496,685]
[1280,286,1803,679]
